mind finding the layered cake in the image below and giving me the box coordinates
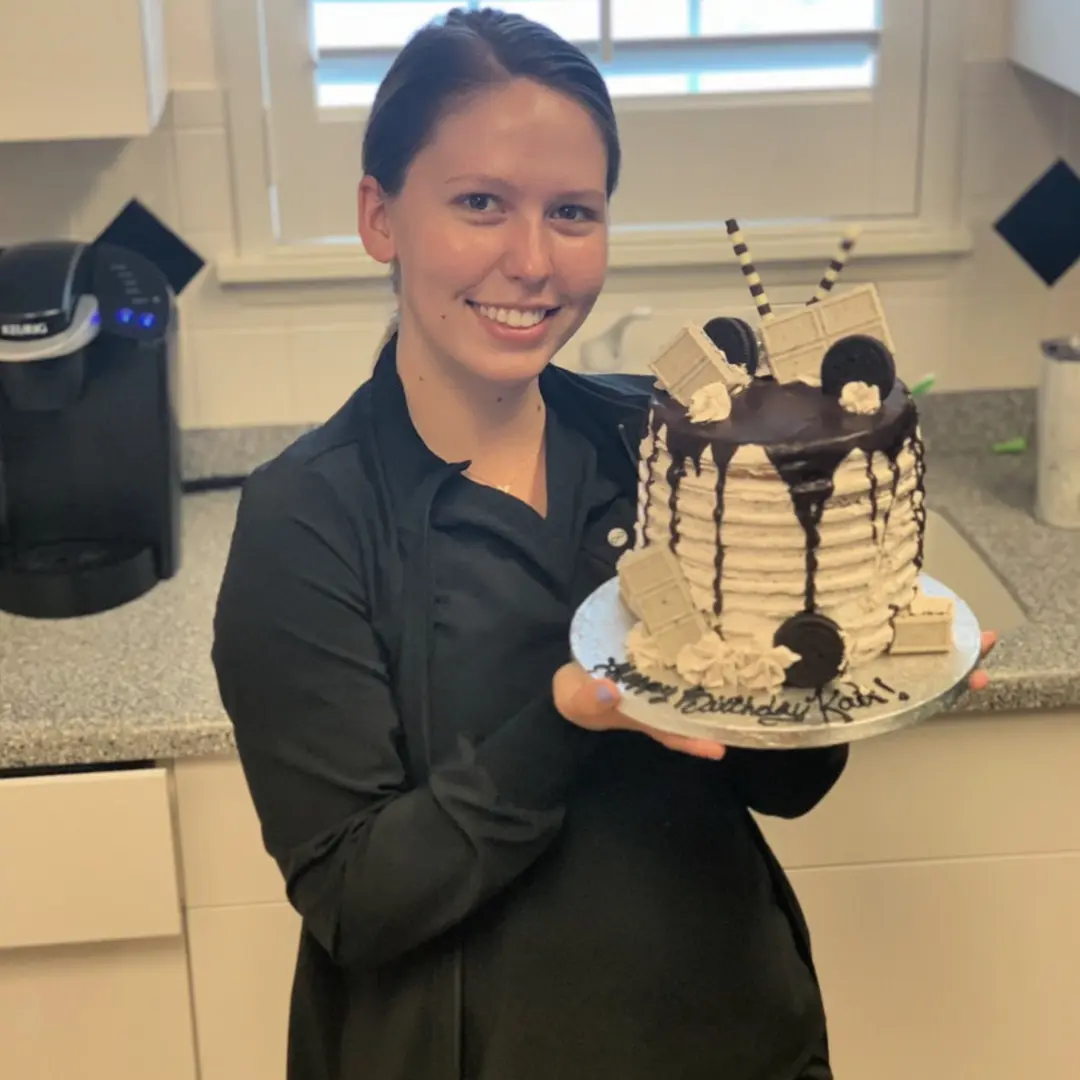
[617,221,954,694]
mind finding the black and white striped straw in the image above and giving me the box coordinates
[725,218,773,322]
[807,225,862,305]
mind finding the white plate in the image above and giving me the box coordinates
[570,574,981,749]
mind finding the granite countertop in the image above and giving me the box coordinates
[1,391,1078,771]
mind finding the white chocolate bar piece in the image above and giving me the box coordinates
[649,326,750,406]
[618,545,709,664]
[889,607,954,655]
[760,283,894,386]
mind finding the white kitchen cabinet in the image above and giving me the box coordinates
[0,766,182,949]
[0,937,198,1080]
[756,709,1080,1076]
[186,903,301,1080]
[756,709,1080,869]
[0,0,168,142]
[174,756,301,1080]
[172,710,1080,1079]
[1010,0,1080,99]
[791,854,1080,1080]
[0,766,196,1080]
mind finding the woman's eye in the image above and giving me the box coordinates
[462,193,498,212]
[554,205,596,223]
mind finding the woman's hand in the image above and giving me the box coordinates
[968,630,998,692]
[553,662,727,760]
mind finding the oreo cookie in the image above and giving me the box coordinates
[703,316,759,375]
[820,334,896,399]
[774,611,846,689]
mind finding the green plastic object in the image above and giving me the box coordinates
[991,437,1027,454]
[910,374,936,397]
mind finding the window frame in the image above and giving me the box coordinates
[210,0,971,286]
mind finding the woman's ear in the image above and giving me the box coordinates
[358,175,396,265]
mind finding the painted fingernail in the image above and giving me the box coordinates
[595,683,617,705]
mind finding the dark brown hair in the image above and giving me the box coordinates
[362,6,621,198]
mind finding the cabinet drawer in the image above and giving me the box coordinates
[0,767,181,948]
[756,711,1080,869]
[0,937,197,1080]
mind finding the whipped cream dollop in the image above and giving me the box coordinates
[688,381,733,423]
[736,645,801,692]
[674,630,800,692]
[840,380,882,415]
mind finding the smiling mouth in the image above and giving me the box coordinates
[466,301,560,328]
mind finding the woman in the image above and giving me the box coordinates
[212,9,995,1080]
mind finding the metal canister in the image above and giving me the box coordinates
[1036,335,1080,529]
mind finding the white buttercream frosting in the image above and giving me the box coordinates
[632,420,925,674]
[688,381,733,424]
[840,380,882,415]
[625,621,667,673]
[675,631,739,687]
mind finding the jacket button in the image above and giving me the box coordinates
[607,527,629,548]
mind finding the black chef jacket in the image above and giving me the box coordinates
[211,334,848,1080]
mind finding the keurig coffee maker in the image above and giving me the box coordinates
[0,201,203,618]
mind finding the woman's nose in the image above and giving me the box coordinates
[502,217,554,284]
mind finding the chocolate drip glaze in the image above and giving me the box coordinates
[666,453,689,553]
[765,447,850,610]
[865,449,880,545]
[656,410,706,555]
[652,380,919,617]
[911,433,927,568]
[710,443,739,615]
[881,451,902,537]
[640,415,664,545]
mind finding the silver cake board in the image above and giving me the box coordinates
[570,574,982,750]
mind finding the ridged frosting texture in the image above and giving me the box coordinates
[632,382,927,674]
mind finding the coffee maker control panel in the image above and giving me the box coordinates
[92,243,171,342]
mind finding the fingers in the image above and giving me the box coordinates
[966,630,998,692]
[647,728,727,761]
[552,661,623,730]
[552,664,726,756]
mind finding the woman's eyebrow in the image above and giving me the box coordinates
[443,173,604,201]
[444,173,512,187]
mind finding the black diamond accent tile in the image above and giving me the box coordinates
[94,198,206,297]
[994,158,1080,287]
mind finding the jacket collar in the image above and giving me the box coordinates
[367,334,649,514]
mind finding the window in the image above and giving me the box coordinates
[312,1,879,108]
[216,0,968,279]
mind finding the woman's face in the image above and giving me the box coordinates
[358,77,610,387]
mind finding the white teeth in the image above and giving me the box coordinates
[476,304,547,328]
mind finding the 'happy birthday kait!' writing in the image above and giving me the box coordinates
[591,658,910,726]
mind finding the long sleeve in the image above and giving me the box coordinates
[722,744,849,818]
[211,462,597,972]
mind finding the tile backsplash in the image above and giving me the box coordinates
[1,0,1078,431]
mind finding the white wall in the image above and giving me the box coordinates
[1,0,1078,430]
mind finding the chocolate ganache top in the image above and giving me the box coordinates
[644,375,926,619]
[651,376,918,463]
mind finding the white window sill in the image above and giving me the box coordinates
[213,219,973,287]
